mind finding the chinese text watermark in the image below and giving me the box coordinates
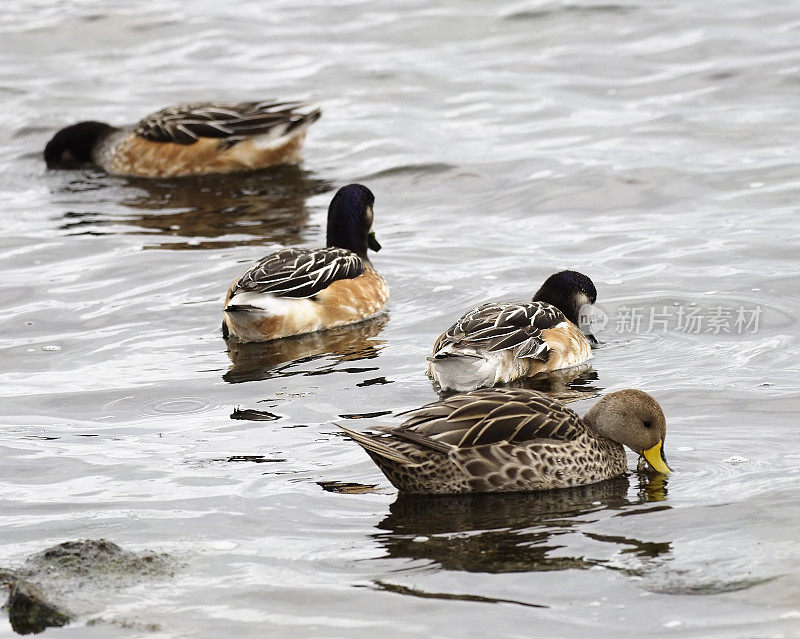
[579,304,763,335]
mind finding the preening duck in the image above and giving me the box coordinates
[340,387,671,494]
[222,184,388,343]
[44,100,321,177]
[427,270,598,392]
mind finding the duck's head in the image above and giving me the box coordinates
[583,389,672,474]
[532,270,598,341]
[326,183,380,257]
[44,121,115,168]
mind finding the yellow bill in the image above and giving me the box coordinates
[642,440,672,474]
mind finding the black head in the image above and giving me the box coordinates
[44,121,115,168]
[325,184,380,257]
[532,270,597,327]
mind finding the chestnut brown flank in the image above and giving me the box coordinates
[537,322,591,371]
[315,266,389,326]
[110,133,306,177]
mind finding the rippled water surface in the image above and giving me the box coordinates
[2,1,800,637]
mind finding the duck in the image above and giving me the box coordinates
[44,100,321,177]
[427,270,598,392]
[339,387,671,494]
[222,184,388,343]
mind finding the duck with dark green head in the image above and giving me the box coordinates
[427,270,599,391]
[222,184,388,343]
[44,100,321,177]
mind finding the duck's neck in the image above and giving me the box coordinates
[582,407,614,442]
[326,225,368,258]
[576,412,626,477]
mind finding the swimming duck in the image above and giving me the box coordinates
[427,270,597,392]
[339,387,671,494]
[44,100,321,177]
[222,184,388,342]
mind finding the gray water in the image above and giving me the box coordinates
[2,1,800,637]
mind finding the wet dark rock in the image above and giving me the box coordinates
[86,617,162,632]
[16,539,172,584]
[2,539,175,635]
[6,579,70,635]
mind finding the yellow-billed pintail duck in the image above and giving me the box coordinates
[44,100,321,177]
[427,270,597,392]
[340,387,671,494]
[222,184,388,343]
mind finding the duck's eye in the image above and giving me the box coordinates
[643,420,652,429]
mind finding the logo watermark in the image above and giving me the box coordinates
[579,302,767,337]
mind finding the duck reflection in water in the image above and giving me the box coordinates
[58,164,332,250]
[498,364,600,405]
[373,473,670,574]
[223,315,388,383]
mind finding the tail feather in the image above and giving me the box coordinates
[287,107,321,133]
[338,424,413,465]
[427,350,482,362]
[251,107,321,149]
[224,304,261,313]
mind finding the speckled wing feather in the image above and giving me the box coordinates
[392,388,586,449]
[133,100,321,146]
[434,301,566,361]
[230,247,364,299]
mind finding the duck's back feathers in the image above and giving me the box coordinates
[395,387,585,448]
[433,301,565,362]
[229,247,364,300]
[132,100,320,146]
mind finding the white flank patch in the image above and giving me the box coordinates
[251,128,291,150]
[227,291,320,325]
[251,118,313,150]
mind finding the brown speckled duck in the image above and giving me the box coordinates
[222,184,388,343]
[44,100,320,177]
[427,270,597,392]
[339,387,671,494]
